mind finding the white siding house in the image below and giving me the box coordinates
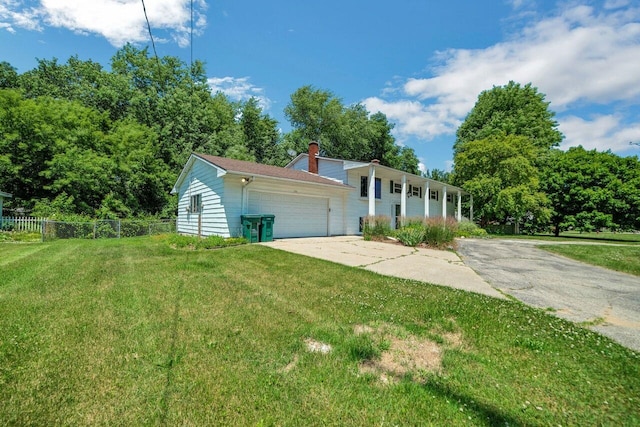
[172,143,472,239]
[286,144,471,234]
[171,153,351,238]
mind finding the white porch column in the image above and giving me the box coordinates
[442,186,447,218]
[400,174,407,225]
[368,164,376,216]
[424,181,430,218]
[457,191,462,221]
[470,195,474,222]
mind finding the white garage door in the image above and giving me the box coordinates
[248,191,328,238]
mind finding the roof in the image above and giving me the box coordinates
[0,191,11,198]
[189,153,352,189]
[286,153,467,195]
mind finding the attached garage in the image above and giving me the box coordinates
[248,191,329,238]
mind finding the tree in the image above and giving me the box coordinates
[453,134,549,229]
[240,97,280,164]
[284,85,419,173]
[426,169,451,183]
[454,81,563,155]
[541,147,640,235]
[0,62,18,89]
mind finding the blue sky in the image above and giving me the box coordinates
[1,0,639,173]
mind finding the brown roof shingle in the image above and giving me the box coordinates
[193,153,351,189]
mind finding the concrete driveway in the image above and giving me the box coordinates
[262,236,504,299]
[457,238,640,352]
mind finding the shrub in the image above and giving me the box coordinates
[423,217,458,248]
[456,220,488,238]
[362,215,392,241]
[395,224,425,247]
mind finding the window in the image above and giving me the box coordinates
[190,194,202,213]
[389,180,402,194]
[430,190,439,201]
[446,193,454,203]
[360,176,381,199]
[411,185,422,198]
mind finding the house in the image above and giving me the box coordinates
[172,142,472,239]
[0,190,11,228]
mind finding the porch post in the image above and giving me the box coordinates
[400,174,407,225]
[424,181,430,218]
[442,186,447,218]
[457,191,462,221]
[368,165,376,216]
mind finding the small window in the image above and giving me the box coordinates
[361,177,382,199]
[411,185,422,198]
[446,193,454,203]
[430,190,439,201]
[190,194,202,213]
[390,181,402,194]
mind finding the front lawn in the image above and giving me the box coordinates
[538,244,640,276]
[1,236,638,425]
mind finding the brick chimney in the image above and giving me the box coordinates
[371,159,380,164]
[308,141,319,174]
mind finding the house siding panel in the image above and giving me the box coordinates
[288,156,347,183]
[176,158,232,237]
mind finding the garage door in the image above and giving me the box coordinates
[248,191,328,238]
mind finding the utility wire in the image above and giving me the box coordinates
[141,0,162,71]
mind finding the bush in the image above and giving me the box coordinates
[456,220,488,238]
[362,215,392,241]
[395,224,425,247]
[423,217,458,248]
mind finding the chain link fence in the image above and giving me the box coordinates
[42,219,176,241]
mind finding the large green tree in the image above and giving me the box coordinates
[453,82,562,230]
[453,134,550,229]
[284,85,419,173]
[454,81,563,155]
[542,147,640,235]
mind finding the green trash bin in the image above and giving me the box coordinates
[260,214,275,242]
[241,214,261,243]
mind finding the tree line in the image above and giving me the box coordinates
[452,81,640,235]
[2,48,637,233]
[0,45,419,219]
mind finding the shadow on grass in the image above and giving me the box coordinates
[159,279,184,426]
[423,380,525,426]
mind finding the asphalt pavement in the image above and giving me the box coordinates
[457,238,640,352]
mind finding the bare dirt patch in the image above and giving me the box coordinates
[304,338,332,354]
[354,323,465,384]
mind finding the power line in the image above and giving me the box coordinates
[140,0,161,70]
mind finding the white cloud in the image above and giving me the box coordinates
[417,160,427,175]
[559,115,640,152]
[369,3,640,154]
[207,76,272,111]
[444,160,454,173]
[0,0,42,32]
[0,0,206,47]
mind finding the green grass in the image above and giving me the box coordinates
[1,236,639,425]
[502,231,640,244]
[538,244,640,276]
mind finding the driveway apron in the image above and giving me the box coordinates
[262,236,504,299]
[457,238,640,352]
